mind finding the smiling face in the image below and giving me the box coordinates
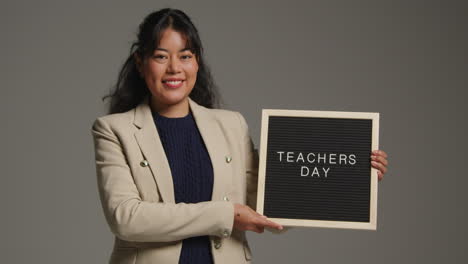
[137,28,199,114]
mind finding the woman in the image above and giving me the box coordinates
[91,8,389,264]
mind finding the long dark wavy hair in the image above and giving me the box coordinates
[102,8,221,114]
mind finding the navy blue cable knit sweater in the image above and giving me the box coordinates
[153,109,215,264]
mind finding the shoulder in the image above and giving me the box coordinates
[91,108,135,136]
[200,106,251,141]
[209,108,241,122]
[189,97,250,131]
[202,106,248,129]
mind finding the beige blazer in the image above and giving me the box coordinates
[91,96,259,264]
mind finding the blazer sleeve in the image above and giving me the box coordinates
[236,112,259,212]
[236,112,292,234]
[91,117,234,243]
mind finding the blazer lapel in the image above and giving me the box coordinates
[188,98,232,201]
[134,97,175,203]
[133,96,232,203]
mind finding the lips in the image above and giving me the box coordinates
[162,78,184,89]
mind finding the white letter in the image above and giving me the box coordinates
[339,154,347,165]
[311,167,320,177]
[277,151,284,162]
[329,153,337,164]
[322,167,330,178]
[296,152,305,163]
[287,152,294,162]
[318,153,326,164]
[349,154,357,165]
[301,166,309,176]
[307,153,316,163]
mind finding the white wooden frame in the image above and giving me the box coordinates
[257,109,379,230]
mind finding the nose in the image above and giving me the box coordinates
[167,56,182,73]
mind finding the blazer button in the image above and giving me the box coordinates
[140,160,149,167]
[214,241,221,249]
[225,156,232,163]
[222,230,230,237]
[223,196,229,201]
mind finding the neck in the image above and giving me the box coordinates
[150,97,190,118]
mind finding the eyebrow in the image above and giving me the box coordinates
[155,47,192,52]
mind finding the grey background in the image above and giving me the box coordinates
[2,0,467,263]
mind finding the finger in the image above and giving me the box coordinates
[371,155,388,167]
[253,213,266,222]
[371,160,387,174]
[257,215,284,230]
[262,218,283,230]
[258,213,269,219]
[377,170,384,181]
[372,150,388,158]
[255,211,266,217]
[264,217,283,229]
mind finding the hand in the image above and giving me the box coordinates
[233,203,283,233]
[371,150,388,181]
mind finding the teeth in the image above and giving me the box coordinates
[165,80,182,85]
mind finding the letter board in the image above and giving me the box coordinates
[257,109,379,230]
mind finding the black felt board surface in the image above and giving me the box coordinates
[263,116,373,222]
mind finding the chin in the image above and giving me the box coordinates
[153,92,189,106]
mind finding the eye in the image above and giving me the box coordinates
[181,54,193,60]
[152,54,167,61]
